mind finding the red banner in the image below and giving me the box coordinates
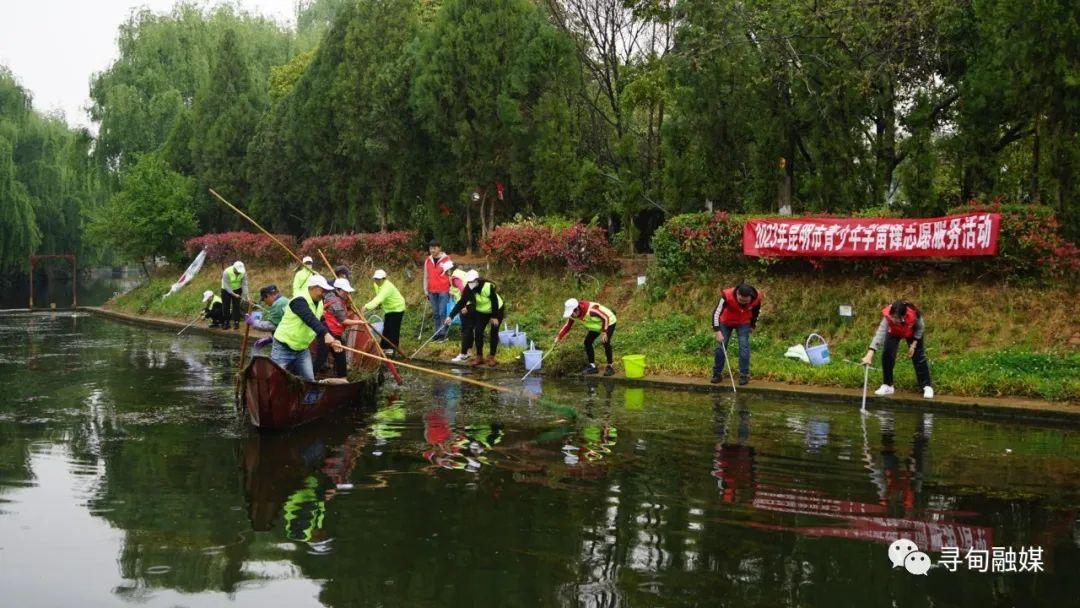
[743,212,1000,257]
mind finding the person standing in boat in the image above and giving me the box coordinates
[292,256,315,297]
[201,290,224,328]
[445,270,505,367]
[556,298,618,376]
[271,275,343,382]
[363,269,406,356]
[441,260,474,363]
[221,260,248,330]
[315,278,366,378]
[860,300,934,399]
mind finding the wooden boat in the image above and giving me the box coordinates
[240,326,383,430]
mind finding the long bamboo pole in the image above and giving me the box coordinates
[316,249,402,383]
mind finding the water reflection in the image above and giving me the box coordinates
[1,312,1079,607]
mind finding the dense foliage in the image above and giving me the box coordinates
[480,219,618,274]
[184,231,299,265]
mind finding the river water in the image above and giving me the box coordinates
[0,312,1077,607]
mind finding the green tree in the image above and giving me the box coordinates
[87,153,197,271]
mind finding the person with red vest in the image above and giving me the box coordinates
[860,300,933,399]
[314,278,365,377]
[711,283,762,385]
[556,298,618,375]
[423,239,453,341]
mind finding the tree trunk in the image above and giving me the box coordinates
[465,199,473,255]
[1030,113,1040,202]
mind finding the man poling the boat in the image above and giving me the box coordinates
[292,256,315,297]
[710,282,762,386]
[363,269,406,356]
[441,260,474,363]
[860,300,934,399]
[445,269,504,367]
[315,278,366,378]
[555,298,617,376]
[271,274,343,382]
[202,290,224,328]
[221,260,249,330]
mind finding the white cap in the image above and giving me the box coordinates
[464,269,479,283]
[233,261,245,273]
[202,290,214,303]
[333,277,355,292]
[306,274,333,291]
[440,260,454,273]
[372,269,387,280]
[302,255,313,265]
[563,298,579,318]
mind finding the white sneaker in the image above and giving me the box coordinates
[450,353,470,363]
[923,386,934,399]
[874,384,895,396]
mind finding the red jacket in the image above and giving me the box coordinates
[425,255,451,293]
[713,287,762,329]
[883,305,919,339]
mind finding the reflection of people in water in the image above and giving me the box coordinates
[282,475,328,542]
[711,398,754,503]
[872,412,932,513]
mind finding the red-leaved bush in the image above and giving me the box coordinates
[185,232,298,265]
[481,221,618,273]
[299,231,417,267]
[949,200,1080,278]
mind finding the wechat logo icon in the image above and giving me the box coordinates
[888,538,932,575]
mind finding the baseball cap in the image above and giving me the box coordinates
[440,260,454,273]
[563,298,579,318]
[202,290,214,303]
[233,261,245,273]
[372,269,388,280]
[302,255,313,265]
[306,274,333,291]
[464,270,479,283]
[259,285,278,299]
[333,278,355,292]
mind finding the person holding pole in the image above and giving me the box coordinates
[271,275,343,382]
[445,270,504,367]
[363,269,406,356]
[710,283,762,386]
[202,290,225,328]
[860,300,934,399]
[315,278,366,378]
[423,240,453,341]
[442,260,474,363]
[221,260,248,330]
[556,298,617,376]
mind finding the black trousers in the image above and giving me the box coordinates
[381,311,403,351]
[221,288,243,325]
[471,308,504,357]
[584,324,616,365]
[314,338,348,377]
[882,335,932,388]
[205,302,224,326]
[458,311,474,355]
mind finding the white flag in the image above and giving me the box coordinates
[164,250,207,298]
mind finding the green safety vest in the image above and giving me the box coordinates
[292,266,314,297]
[449,269,469,301]
[205,294,222,308]
[265,295,288,326]
[581,303,617,333]
[273,293,325,351]
[365,280,406,313]
[225,266,244,290]
[473,282,504,314]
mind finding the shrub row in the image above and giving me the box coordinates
[650,202,1079,283]
[185,231,418,267]
[480,219,618,274]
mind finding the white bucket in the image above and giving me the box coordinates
[805,333,831,367]
[523,348,543,371]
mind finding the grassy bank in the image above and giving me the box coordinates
[109,262,1080,402]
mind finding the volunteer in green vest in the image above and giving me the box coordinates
[221,260,248,330]
[201,290,224,328]
[271,274,343,382]
[555,298,618,376]
[292,256,315,297]
[363,269,406,356]
[445,270,505,367]
[441,260,474,363]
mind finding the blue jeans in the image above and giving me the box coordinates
[713,324,751,377]
[429,291,450,337]
[271,339,315,382]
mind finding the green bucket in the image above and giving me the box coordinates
[622,354,646,378]
[624,388,644,410]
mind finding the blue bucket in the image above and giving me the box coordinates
[445,300,460,325]
[805,333,830,367]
